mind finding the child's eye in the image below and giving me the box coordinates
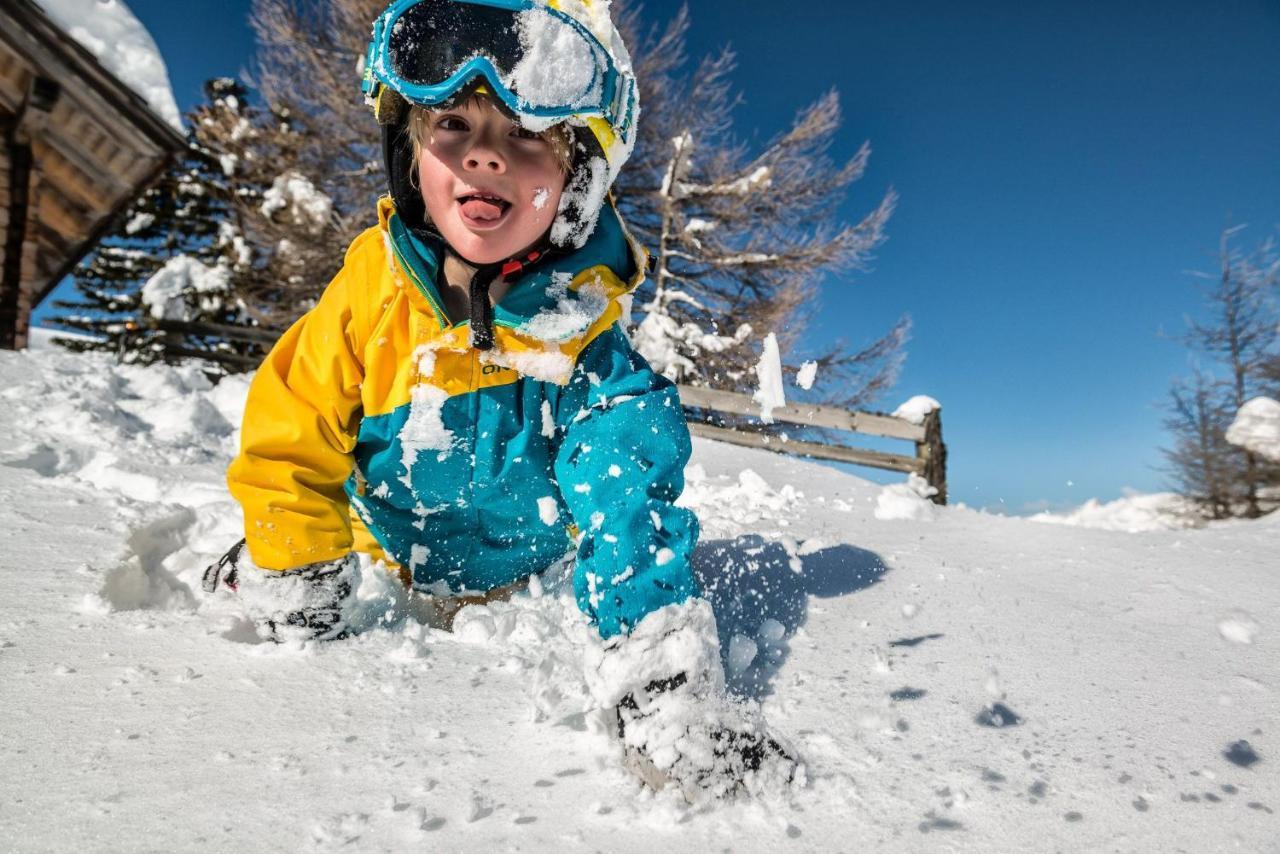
[437,116,469,132]
[511,127,542,141]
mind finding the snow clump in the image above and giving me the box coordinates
[398,383,454,485]
[140,255,231,322]
[727,633,758,674]
[260,172,333,234]
[516,272,609,342]
[892,395,940,425]
[1226,397,1280,462]
[753,332,786,424]
[632,309,751,383]
[509,8,600,114]
[795,360,818,391]
[1218,612,1259,645]
[874,473,939,521]
[679,465,801,537]
[537,496,560,526]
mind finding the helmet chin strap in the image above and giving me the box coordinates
[441,237,559,352]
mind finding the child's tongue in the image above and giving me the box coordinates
[460,197,505,222]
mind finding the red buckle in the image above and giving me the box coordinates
[501,251,541,280]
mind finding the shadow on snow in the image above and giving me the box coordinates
[692,535,888,699]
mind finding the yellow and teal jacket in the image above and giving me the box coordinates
[227,198,699,637]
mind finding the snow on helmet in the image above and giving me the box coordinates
[362,0,639,249]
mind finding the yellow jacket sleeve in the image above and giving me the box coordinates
[227,233,376,570]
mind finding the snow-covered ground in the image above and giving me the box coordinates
[1,344,1276,852]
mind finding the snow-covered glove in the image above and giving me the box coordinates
[202,539,359,643]
[584,599,801,802]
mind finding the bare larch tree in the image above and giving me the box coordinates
[1165,226,1280,517]
[615,4,907,407]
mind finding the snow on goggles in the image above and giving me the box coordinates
[362,0,636,134]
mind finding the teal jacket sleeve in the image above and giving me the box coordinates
[552,324,701,638]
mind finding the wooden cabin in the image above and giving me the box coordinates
[0,0,184,350]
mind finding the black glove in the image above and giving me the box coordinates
[203,539,359,643]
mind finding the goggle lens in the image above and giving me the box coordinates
[384,0,601,110]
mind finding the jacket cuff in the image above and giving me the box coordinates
[582,597,724,708]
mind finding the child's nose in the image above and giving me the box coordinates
[463,143,506,174]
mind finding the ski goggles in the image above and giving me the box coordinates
[362,0,636,135]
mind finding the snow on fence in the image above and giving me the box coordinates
[677,384,948,505]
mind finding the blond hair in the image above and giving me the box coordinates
[406,97,574,180]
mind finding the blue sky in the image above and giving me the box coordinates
[34,0,1280,514]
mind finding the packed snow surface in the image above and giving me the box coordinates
[1,343,1277,851]
[1227,396,1280,462]
[34,0,183,131]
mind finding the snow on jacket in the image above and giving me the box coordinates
[227,197,700,637]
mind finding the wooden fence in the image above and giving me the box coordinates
[135,317,947,505]
[677,384,947,505]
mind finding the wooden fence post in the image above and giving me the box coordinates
[916,408,947,505]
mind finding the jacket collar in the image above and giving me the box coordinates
[377,197,646,336]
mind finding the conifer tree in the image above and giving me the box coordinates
[189,76,342,329]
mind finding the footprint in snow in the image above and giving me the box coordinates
[888,633,944,648]
[1223,740,1260,768]
[975,702,1022,728]
[917,812,963,833]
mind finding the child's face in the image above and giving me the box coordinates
[415,99,567,265]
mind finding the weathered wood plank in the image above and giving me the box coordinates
[33,138,117,212]
[686,422,925,474]
[677,383,926,442]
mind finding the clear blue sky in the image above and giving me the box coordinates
[34,0,1280,514]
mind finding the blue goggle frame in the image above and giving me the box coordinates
[362,0,636,136]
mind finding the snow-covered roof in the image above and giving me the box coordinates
[33,0,183,132]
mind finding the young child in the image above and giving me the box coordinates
[204,0,795,800]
